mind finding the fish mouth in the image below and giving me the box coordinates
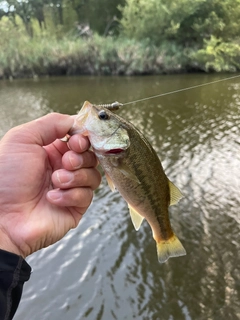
[105,148,125,154]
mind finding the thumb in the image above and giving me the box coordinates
[8,113,75,146]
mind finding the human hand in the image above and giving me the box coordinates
[0,113,101,258]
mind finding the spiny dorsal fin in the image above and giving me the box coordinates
[128,204,144,231]
[168,180,183,206]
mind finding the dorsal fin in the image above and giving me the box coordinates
[168,180,183,206]
[128,204,144,230]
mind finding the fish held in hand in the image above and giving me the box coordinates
[69,101,186,263]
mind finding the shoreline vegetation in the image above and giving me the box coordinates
[1,0,240,79]
[1,32,240,80]
[0,34,197,79]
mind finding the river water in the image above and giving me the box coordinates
[0,74,239,320]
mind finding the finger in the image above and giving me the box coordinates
[9,113,75,146]
[44,140,71,171]
[52,168,101,190]
[47,187,93,208]
[51,138,71,155]
[67,134,90,153]
[62,150,98,170]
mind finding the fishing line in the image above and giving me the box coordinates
[121,74,240,106]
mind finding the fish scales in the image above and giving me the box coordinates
[120,123,172,240]
[128,119,171,234]
[69,101,186,263]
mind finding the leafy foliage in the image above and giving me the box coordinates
[190,36,240,72]
[0,0,124,36]
[120,0,240,46]
[0,18,189,78]
[0,0,240,74]
[119,0,240,71]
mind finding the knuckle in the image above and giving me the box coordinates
[92,169,102,189]
[78,169,89,184]
[82,151,97,167]
[77,187,93,206]
[63,187,93,207]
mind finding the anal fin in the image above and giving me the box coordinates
[128,204,144,231]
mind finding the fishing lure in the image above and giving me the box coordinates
[97,101,123,111]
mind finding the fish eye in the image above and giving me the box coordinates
[98,110,109,120]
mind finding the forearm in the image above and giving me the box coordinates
[0,249,31,320]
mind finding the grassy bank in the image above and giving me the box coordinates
[0,34,190,79]
[1,0,240,79]
[1,26,240,79]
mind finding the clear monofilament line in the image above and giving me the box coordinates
[121,74,240,106]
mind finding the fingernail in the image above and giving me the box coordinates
[78,135,89,152]
[57,170,73,184]
[68,154,82,169]
[48,189,62,201]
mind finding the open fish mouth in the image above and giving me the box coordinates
[105,148,125,154]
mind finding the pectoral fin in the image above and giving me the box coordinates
[118,164,140,183]
[128,204,144,231]
[168,180,183,206]
[105,173,116,192]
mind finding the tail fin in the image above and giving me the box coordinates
[157,234,186,263]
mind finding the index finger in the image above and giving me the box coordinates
[7,113,74,146]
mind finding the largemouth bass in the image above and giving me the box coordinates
[69,101,186,263]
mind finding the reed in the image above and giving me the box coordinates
[0,25,239,79]
[0,23,190,79]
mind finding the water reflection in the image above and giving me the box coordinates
[0,81,51,138]
[0,75,239,320]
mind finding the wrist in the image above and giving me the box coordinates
[0,227,25,258]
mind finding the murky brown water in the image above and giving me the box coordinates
[0,74,239,320]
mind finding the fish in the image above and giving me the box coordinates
[69,101,186,263]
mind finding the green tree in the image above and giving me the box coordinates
[50,0,64,25]
[32,0,47,30]
[67,0,125,35]
[119,0,202,45]
[67,0,87,23]
[0,0,47,35]
[88,0,125,35]
[120,0,240,46]
[8,0,34,37]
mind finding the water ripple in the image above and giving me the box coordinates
[6,75,239,320]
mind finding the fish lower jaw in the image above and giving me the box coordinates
[93,147,125,155]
